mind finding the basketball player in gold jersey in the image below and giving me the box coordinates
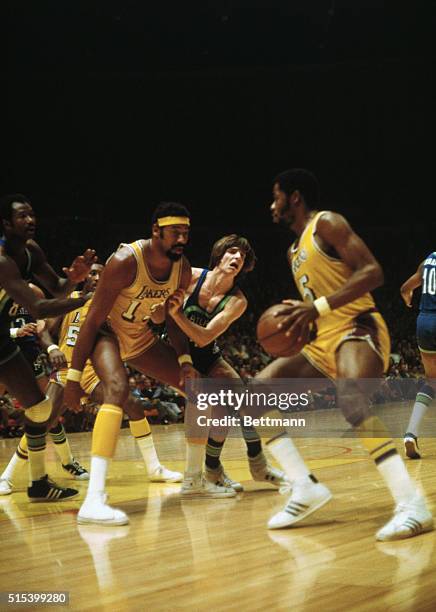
[257,168,433,540]
[64,202,234,526]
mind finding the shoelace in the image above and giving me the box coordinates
[45,476,65,492]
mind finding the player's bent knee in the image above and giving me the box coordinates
[25,397,52,423]
[104,376,129,405]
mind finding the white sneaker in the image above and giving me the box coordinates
[376,496,434,541]
[268,480,332,529]
[77,493,129,526]
[205,465,244,492]
[180,472,236,498]
[148,465,183,483]
[0,478,12,496]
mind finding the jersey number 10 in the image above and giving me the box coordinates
[423,267,436,295]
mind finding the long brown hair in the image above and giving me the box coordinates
[209,234,256,276]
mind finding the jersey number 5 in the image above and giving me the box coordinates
[66,325,80,347]
[299,274,316,302]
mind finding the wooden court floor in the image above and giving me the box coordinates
[1,404,436,611]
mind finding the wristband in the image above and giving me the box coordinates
[313,296,332,317]
[178,354,193,366]
[47,344,59,354]
[66,368,83,382]
[10,328,19,339]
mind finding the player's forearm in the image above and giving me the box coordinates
[400,275,421,295]
[166,315,191,357]
[325,263,383,311]
[70,319,99,371]
[32,295,87,319]
[38,327,56,351]
[171,311,215,347]
[50,277,76,298]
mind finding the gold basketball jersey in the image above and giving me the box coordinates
[289,211,376,334]
[109,240,182,360]
[58,291,93,365]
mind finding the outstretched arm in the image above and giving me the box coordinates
[30,242,97,297]
[400,262,424,307]
[0,255,89,319]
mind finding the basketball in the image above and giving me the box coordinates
[256,303,309,357]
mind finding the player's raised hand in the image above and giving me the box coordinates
[167,289,185,315]
[63,249,97,284]
[150,301,166,324]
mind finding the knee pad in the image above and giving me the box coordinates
[25,397,52,423]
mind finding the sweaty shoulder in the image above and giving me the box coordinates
[316,211,348,231]
[108,243,137,264]
[312,211,353,258]
[191,267,203,282]
[25,240,45,265]
[105,244,137,286]
[315,211,352,242]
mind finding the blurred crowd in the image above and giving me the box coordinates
[0,322,425,438]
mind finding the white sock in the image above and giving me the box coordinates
[1,452,26,484]
[185,442,205,477]
[406,401,429,437]
[136,435,161,475]
[376,454,418,505]
[267,435,311,483]
[86,455,110,498]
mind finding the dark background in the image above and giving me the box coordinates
[3,1,435,280]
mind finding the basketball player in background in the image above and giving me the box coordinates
[8,283,48,391]
[401,252,436,458]
[0,193,96,501]
[0,282,89,494]
[255,169,432,541]
[64,202,235,526]
[164,234,289,492]
[1,262,181,494]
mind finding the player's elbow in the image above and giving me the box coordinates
[369,263,384,289]
[196,332,215,348]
